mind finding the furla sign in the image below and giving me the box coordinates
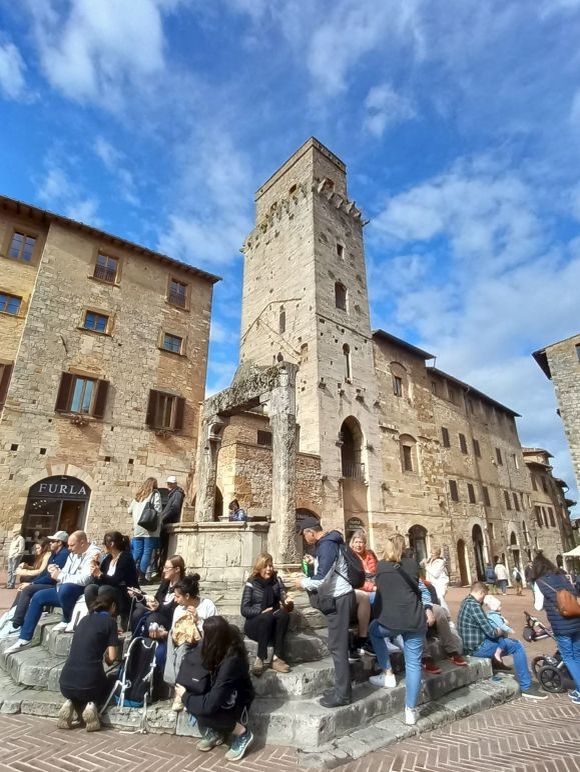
[28,476,91,499]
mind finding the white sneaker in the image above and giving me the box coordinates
[405,707,418,725]
[4,639,30,654]
[52,622,68,632]
[369,672,397,688]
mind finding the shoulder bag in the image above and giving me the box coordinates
[540,578,580,618]
[138,493,159,532]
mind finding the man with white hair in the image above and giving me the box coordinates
[5,530,100,653]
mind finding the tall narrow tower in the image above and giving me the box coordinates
[240,138,383,533]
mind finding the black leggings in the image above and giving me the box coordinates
[198,703,250,734]
[244,608,289,660]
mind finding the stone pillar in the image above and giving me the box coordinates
[194,416,224,522]
[268,364,299,564]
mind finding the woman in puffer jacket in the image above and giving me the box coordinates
[240,552,292,676]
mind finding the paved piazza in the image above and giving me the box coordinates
[1,586,579,771]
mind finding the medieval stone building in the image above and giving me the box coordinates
[192,138,574,583]
[0,195,218,556]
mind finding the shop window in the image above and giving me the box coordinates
[55,373,109,418]
[146,390,185,433]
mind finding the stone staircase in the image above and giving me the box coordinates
[0,586,520,759]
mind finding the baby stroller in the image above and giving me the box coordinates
[522,611,574,693]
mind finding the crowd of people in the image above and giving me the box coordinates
[2,499,580,761]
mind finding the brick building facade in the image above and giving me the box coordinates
[0,196,218,557]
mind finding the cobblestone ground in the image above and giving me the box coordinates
[1,582,578,771]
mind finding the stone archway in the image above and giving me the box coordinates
[22,475,91,546]
[409,524,428,563]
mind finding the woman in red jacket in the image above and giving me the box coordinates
[350,529,378,656]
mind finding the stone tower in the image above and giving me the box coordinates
[240,138,383,536]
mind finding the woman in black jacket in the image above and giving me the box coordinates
[128,554,185,632]
[368,536,426,726]
[241,552,291,675]
[175,615,255,762]
[84,531,138,629]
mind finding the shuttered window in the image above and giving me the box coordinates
[441,427,450,447]
[146,389,185,433]
[0,363,13,406]
[449,480,459,501]
[55,372,109,418]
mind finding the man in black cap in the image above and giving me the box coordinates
[294,517,354,707]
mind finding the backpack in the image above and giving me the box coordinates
[335,544,365,589]
[114,636,158,707]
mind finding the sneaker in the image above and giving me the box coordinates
[369,672,396,688]
[422,659,442,675]
[521,684,549,701]
[5,623,20,637]
[358,641,377,658]
[448,654,468,667]
[225,729,255,762]
[57,699,75,730]
[52,621,69,633]
[271,657,290,673]
[82,702,101,731]
[568,690,580,705]
[251,657,265,676]
[196,727,225,752]
[4,638,31,654]
[405,707,418,725]
[348,649,361,663]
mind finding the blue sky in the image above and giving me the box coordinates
[1,0,579,508]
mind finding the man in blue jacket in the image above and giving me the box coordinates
[7,531,69,635]
[295,517,354,708]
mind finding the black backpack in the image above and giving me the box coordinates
[336,544,365,589]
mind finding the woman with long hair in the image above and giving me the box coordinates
[15,538,51,585]
[349,529,378,656]
[241,552,291,675]
[421,547,450,611]
[58,592,120,732]
[128,477,162,581]
[531,552,580,703]
[175,615,255,762]
[368,536,426,726]
[84,531,138,630]
[128,554,186,632]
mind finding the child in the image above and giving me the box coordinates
[6,525,25,590]
[484,594,513,668]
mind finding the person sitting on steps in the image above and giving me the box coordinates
[57,591,120,732]
[14,538,51,586]
[349,529,377,657]
[241,552,292,676]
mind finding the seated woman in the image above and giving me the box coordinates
[84,531,138,630]
[162,573,218,710]
[128,554,186,633]
[58,592,120,732]
[15,539,51,586]
[241,552,291,675]
[350,529,378,656]
[175,616,255,762]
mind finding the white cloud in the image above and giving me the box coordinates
[94,137,139,205]
[364,83,416,136]
[0,42,27,100]
[37,158,102,227]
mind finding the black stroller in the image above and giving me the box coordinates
[523,611,574,693]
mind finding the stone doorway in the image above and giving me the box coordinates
[408,524,428,564]
[472,524,485,581]
[22,475,90,548]
[457,538,470,585]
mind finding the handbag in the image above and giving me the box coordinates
[540,579,580,618]
[307,590,336,615]
[137,493,159,532]
[176,644,211,695]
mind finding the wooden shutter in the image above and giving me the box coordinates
[0,364,13,406]
[172,396,185,433]
[92,379,110,419]
[146,390,160,428]
[55,372,74,412]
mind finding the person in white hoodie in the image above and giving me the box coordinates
[6,524,25,589]
[5,531,100,653]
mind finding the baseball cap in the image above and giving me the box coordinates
[166,475,177,484]
[47,530,69,542]
[297,516,321,534]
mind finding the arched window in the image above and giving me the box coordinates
[335,282,347,311]
[399,434,417,473]
[343,344,351,381]
[408,525,428,563]
[340,416,364,481]
[279,306,286,334]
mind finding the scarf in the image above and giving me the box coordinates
[254,575,277,611]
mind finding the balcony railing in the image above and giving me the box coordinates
[93,265,117,283]
[342,461,365,481]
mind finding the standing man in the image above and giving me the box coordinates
[157,475,185,576]
[494,556,509,595]
[512,564,523,596]
[294,517,354,708]
[6,524,25,589]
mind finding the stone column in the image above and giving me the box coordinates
[268,363,299,564]
[194,416,224,522]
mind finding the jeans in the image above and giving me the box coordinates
[20,583,85,641]
[555,632,580,691]
[7,556,22,589]
[131,537,160,575]
[12,583,54,628]
[472,637,531,690]
[369,620,425,708]
[498,580,508,594]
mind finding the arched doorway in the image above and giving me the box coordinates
[22,476,91,546]
[408,524,428,563]
[457,539,470,585]
[510,531,520,573]
[340,417,364,481]
[296,508,319,557]
[472,524,485,581]
[214,487,223,520]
